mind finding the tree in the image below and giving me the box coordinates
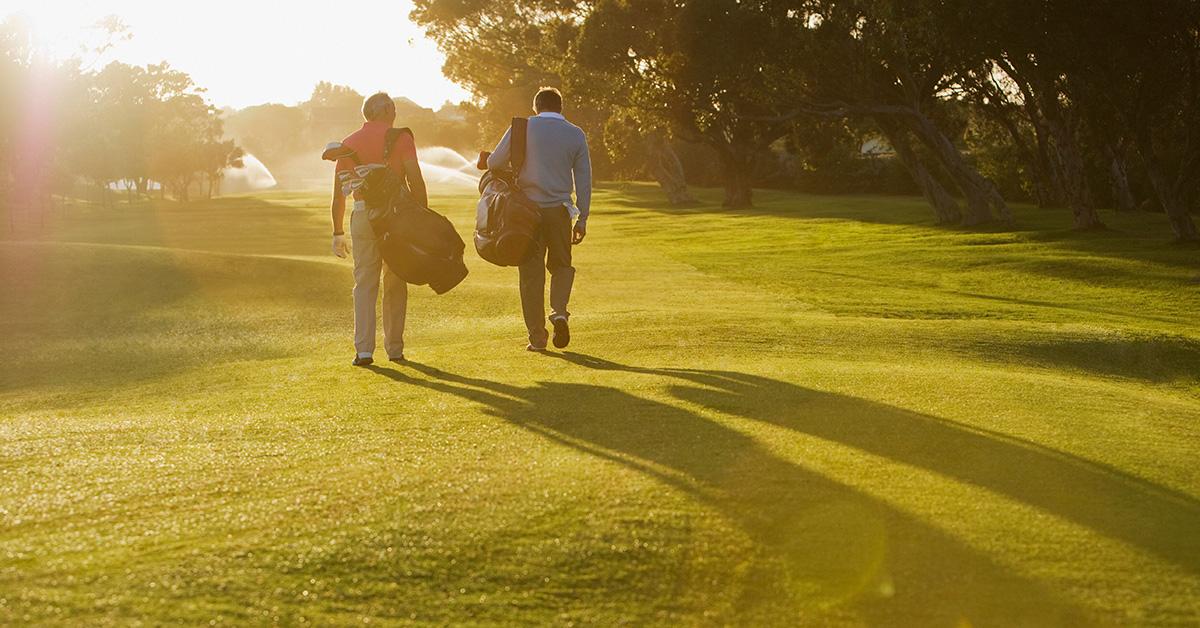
[72,61,239,202]
[411,0,698,206]
[934,0,1104,229]
[201,142,243,199]
[573,0,794,207]
[0,24,245,208]
[877,116,961,224]
[302,82,364,147]
[767,0,1013,225]
[1065,0,1200,241]
[0,16,32,197]
[222,103,306,171]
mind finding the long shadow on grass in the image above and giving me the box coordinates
[1010,333,1200,383]
[367,361,1093,624]
[549,353,1200,574]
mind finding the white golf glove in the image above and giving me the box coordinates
[332,234,350,258]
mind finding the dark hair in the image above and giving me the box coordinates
[362,92,395,121]
[533,87,563,113]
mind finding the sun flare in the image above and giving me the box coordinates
[2,0,468,109]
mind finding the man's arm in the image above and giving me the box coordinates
[572,135,593,244]
[486,126,513,171]
[403,157,428,208]
[331,169,347,233]
[330,170,350,258]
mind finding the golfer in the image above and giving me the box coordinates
[486,87,592,351]
[330,92,428,366]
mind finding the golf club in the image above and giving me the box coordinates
[354,163,388,178]
[322,141,361,164]
[341,179,366,197]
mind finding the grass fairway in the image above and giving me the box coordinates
[2,184,1199,626]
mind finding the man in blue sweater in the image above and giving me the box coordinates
[487,87,592,351]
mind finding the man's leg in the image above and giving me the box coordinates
[545,206,575,322]
[518,238,549,349]
[350,206,382,360]
[381,265,408,360]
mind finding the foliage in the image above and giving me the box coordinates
[0,18,241,204]
[411,0,1200,234]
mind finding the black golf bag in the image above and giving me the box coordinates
[474,118,542,267]
[357,128,468,294]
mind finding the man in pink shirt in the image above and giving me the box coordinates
[330,92,428,366]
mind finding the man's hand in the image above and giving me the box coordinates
[571,219,587,245]
[332,234,351,258]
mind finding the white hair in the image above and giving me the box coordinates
[362,92,395,121]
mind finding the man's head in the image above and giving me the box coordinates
[533,87,563,114]
[362,92,396,124]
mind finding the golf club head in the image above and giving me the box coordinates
[341,179,365,197]
[322,142,358,162]
[354,164,387,178]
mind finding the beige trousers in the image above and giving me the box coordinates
[351,202,407,357]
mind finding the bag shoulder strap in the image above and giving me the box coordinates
[384,127,414,162]
[383,126,414,183]
[510,117,528,173]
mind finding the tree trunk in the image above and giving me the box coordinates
[905,112,1010,225]
[645,132,696,205]
[998,57,1065,209]
[985,101,1057,209]
[178,176,192,202]
[1105,145,1137,212]
[1029,117,1064,208]
[1139,140,1199,241]
[878,117,960,224]
[1043,111,1104,230]
[714,144,754,209]
[1006,56,1101,228]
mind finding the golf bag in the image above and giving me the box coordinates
[359,128,468,294]
[474,118,542,267]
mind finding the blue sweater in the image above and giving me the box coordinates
[487,113,592,221]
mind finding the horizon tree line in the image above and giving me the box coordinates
[2,5,1198,241]
[0,17,241,210]
[412,0,1200,240]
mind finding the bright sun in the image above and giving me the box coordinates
[3,0,470,110]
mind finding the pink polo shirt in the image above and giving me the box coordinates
[334,120,418,205]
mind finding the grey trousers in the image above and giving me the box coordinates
[351,203,407,357]
[519,205,575,347]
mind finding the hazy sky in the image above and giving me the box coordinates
[4,1,471,110]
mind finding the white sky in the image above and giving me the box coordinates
[4,0,471,110]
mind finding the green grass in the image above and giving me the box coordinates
[2,183,1198,626]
